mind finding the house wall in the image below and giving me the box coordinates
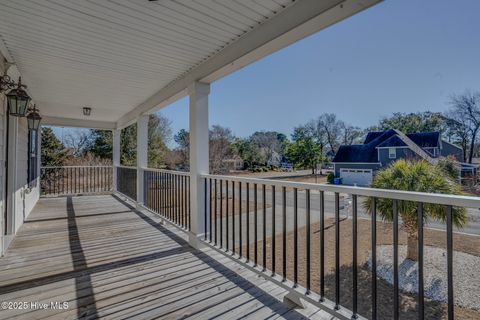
[334,163,381,177]
[0,58,5,255]
[441,141,464,162]
[0,55,40,255]
[378,147,420,166]
[13,117,39,233]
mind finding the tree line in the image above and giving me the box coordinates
[42,90,480,172]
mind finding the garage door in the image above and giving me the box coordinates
[340,169,373,186]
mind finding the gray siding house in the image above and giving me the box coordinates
[332,129,468,186]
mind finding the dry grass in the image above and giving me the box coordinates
[241,218,480,319]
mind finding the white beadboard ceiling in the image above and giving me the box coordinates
[0,0,380,127]
[0,0,295,123]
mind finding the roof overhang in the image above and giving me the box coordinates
[0,0,382,130]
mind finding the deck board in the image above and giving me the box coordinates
[0,195,334,320]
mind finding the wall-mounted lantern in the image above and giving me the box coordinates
[27,104,42,130]
[5,77,31,117]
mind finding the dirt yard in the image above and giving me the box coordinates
[241,218,480,320]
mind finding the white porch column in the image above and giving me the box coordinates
[188,82,210,249]
[112,129,121,192]
[136,115,148,206]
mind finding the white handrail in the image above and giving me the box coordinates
[41,165,113,169]
[115,165,137,170]
[201,173,480,208]
[142,167,191,176]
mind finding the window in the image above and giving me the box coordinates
[388,148,396,159]
[27,129,38,185]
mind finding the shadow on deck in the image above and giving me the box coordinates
[0,194,327,319]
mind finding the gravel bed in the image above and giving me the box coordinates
[368,245,480,310]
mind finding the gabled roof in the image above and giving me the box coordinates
[333,129,440,163]
[364,131,440,147]
[406,132,440,148]
[334,129,397,162]
[376,135,407,148]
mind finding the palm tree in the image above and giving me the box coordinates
[364,159,467,261]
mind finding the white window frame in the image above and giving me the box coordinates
[388,148,396,159]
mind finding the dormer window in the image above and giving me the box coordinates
[389,148,396,159]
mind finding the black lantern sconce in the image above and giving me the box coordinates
[27,104,42,131]
[1,75,31,117]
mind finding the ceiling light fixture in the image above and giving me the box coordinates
[83,107,92,116]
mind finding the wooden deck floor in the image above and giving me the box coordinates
[0,195,333,320]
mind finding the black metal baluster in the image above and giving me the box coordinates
[170,174,173,220]
[214,179,218,245]
[393,199,399,320]
[271,185,276,275]
[246,182,250,262]
[417,202,424,320]
[282,186,287,281]
[226,180,229,251]
[178,175,182,225]
[320,190,325,300]
[294,187,298,287]
[188,175,191,230]
[352,194,358,318]
[175,174,178,222]
[204,178,207,240]
[209,178,213,242]
[220,179,223,248]
[306,189,311,294]
[446,205,454,320]
[232,181,235,255]
[262,184,266,271]
[335,192,340,309]
[239,181,242,257]
[157,172,160,213]
[372,197,377,319]
[254,183,258,266]
[160,172,164,215]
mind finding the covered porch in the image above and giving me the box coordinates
[0,194,326,319]
[1,1,479,319]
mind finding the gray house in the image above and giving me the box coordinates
[332,129,468,186]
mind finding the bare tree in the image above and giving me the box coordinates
[446,91,480,163]
[63,129,91,157]
[341,123,363,145]
[317,113,343,154]
[209,125,235,173]
[250,131,285,166]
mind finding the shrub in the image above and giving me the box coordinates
[327,172,335,184]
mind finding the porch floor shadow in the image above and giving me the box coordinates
[0,195,334,320]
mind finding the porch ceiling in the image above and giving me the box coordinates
[0,0,380,128]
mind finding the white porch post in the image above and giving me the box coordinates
[188,82,210,249]
[136,115,148,206]
[112,129,120,192]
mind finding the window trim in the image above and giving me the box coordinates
[388,147,396,159]
[27,128,38,186]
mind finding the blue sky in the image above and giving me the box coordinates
[53,0,480,146]
[159,0,480,141]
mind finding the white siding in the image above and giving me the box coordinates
[0,58,5,254]
[0,54,39,255]
[14,117,39,233]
